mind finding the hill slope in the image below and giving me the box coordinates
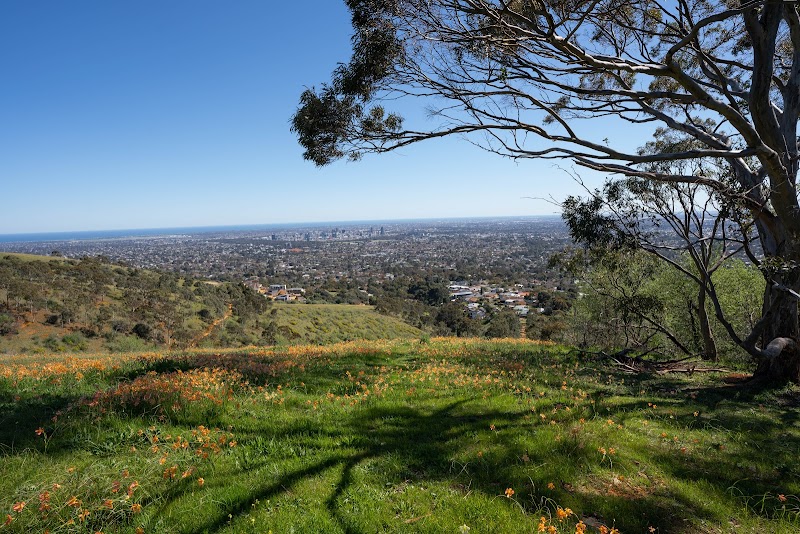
[0,254,423,354]
[0,339,796,533]
[239,304,424,346]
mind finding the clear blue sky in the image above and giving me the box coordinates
[0,1,622,234]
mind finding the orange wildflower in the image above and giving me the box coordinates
[504,487,515,498]
[556,507,573,521]
[538,516,547,532]
[11,502,25,513]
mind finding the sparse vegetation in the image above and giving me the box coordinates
[0,254,425,354]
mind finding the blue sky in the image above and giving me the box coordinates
[0,1,624,234]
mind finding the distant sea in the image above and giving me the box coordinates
[0,224,335,244]
[0,216,561,244]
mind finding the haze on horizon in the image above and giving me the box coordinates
[0,1,613,235]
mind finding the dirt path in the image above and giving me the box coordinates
[190,303,232,347]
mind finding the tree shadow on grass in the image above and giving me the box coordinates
[174,399,542,533]
[0,392,79,453]
[139,385,800,534]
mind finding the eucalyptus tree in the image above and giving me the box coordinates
[293,0,800,382]
[563,172,754,362]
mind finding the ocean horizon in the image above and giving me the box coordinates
[0,215,561,244]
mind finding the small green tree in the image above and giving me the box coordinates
[485,309,521,339]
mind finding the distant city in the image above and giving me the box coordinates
[0,217,574,304]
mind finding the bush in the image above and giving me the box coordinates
[112,320,132,334]
[132,323,153,340]
[62,332,88,351]
[485,310,521,338]
[0,314,17,336]
[42,335,64,352]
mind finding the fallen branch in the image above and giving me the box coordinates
[574,348,730,374]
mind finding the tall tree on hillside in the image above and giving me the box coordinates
[293,0,800,382]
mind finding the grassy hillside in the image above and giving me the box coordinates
[239,303,424,346]
[0,255,423,354]
[0,339,797,533]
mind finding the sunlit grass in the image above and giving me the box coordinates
[0,338,797,533]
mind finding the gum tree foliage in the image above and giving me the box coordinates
[562,173,753,362]
[293,0,800,382]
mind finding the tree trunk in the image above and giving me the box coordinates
[754,337,800,384]
[753,281,800,384]
[760,282,799,344]
[697,286,717,362]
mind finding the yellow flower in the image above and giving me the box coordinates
[547,482,556,490]
[504,487,515,498]
[131,503,142,513]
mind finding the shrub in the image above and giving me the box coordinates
[132,323,153,340]
[62,332,88,351]
[0,313,17,336]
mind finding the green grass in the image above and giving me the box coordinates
[0,339,798,533]
[250,303,425,345]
